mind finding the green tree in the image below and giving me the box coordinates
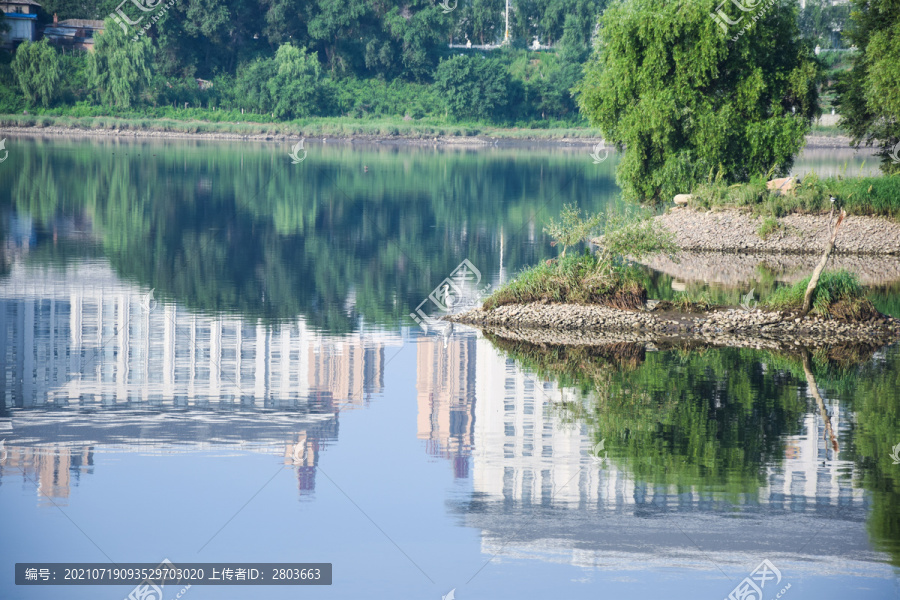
[576,0,820,202]
[382,2,449,81]
[12,39,60,107]
[834,0,900,174]
[454,0,505,46]
[235,57,276,114]
[307,0,372,74]
[88,16,155,108]
[267,44,329,119]
[434,55,511,120]
[543,203,602,258]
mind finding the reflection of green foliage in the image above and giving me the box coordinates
[488,334,900,564]
[1,138,623,333]
[488,336,807,496]
[868,283,900,319]
[837,347,900,566]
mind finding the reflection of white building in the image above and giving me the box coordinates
[473,336,592,506]
[0,262,401,409]
[416,334,477,478]
[471,335,862,510]
[463,335,880,572]
[0,260,404,502]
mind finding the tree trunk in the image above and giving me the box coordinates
[801,350,839,453]
[800,209,845,317]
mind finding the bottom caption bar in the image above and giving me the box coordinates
[16,563,332,585]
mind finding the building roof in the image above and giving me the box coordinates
[58,19,105,29]
[0,0,42,6]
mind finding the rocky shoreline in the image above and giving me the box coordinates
[0,124,598,147]
[0,123,850,148]
[650,207,900,255]
[446,301,900,346]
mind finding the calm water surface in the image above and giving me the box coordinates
[0,136,897,599]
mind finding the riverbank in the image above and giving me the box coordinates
[0,115,603,145]
[446,301,900,346]
[650,207,900,254]
[0,115,852,147]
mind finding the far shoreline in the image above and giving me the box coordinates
[0,116,854,149]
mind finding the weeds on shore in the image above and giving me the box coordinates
[483,253,648,310]
[671,291,713,312]
[763,270,879,320]
[483,206,676,311]
[757,216,785,240]
[687,171,900,220]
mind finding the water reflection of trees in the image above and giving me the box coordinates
[486,334,900,565]
[1,140,620,332]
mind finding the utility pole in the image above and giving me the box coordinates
[504,0,509,44]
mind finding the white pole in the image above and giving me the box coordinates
[504,0,509,43]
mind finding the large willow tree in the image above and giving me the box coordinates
[12,39,60,107]
[88,16,155,108]
[576,0,820,202]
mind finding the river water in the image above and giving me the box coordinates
[0,136,897,599]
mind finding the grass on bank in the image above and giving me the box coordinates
[0,113,604,140]
[763,270,879,320]
[757,215,785,239]
[687,172,900,220]
[484,206,678,311]
[483,253,648,311]
[487,254,883,323]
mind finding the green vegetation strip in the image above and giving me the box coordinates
[688,173,900,220]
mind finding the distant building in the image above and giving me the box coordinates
[0,0,40,46]
[44,16,105,51]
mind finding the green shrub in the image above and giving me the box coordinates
[484,207,675,311]
[483,253,646,310]
[764,270,879,320]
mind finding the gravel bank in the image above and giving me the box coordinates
[447,301,900,346]
[651,207,900,255]
[0,123,848,147]
[476,324,887,355]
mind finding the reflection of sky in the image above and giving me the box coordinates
[8,213,35,248]
[2,347,897,600]
[2,310,899,599]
